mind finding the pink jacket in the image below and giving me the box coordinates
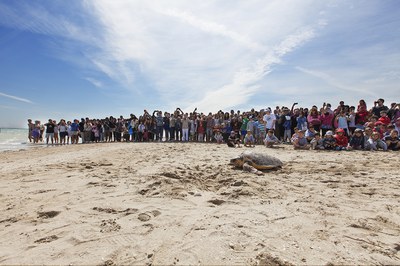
[320,113,334,127]
[307,114,321,126]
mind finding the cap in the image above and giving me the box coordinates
[336,128,345,133]
[325,131,333,136]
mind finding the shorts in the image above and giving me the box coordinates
[60,132,68,138]
[45,133,54,139]
[70,131,79,136]
[32,130,40,138]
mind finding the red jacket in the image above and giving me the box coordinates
[378,116,390,125]
[334,134,348,147]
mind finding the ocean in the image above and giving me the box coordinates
[0,128,30,152]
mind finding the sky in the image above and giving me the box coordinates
[0,0,399,128]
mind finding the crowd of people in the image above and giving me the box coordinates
[27,98,400,151]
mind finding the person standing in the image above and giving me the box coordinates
[181,113,190,142]
[371,98,389,118]
[263,108,276,132]
[163,112,170,141]
[84,118,92,143]
[155,111,164,141]
[206,113,215,142]
[58,119,68,145]
[27,119,35,142]
[45,119,55,145]
[169,114,176,141]
[70,119,80,144]
[53,120,59,144]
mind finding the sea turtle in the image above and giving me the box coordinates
[229,151,283,175]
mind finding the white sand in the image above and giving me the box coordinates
[0,143,399,265]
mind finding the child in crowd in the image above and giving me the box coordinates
[364,116,377,129]
[378,111,390,125]
[138,122,145,142]
[293,130,310,150]
[335,111,349,136]
[264,129,280,148]
[349,128,365,150]
[123,127,130,142]
[366,132,387,151]
[384,129,400,151]
[244,130,255,147]
[356,99,369,127]
[320,107,334,136]
[197,117,205,142]
[310,133,324,150]
[296,111,307,131]
[373,121,385,139]
[305,126,317,143]
[227,131,241,148]
[282,108,292,143]
[348,106,357,135]
[214,130,224,144]
[323,131,336,150]
[256,119,266,145]
[383,124,394,138]
[291,127,300,144]
[246,116,255,133]
[92,123,100,143]
[334,128,349,150]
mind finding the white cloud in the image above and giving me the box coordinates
[186,28,316,112]
[296,67,378,98]
[3,0,397,115]
[84,77,103,88]
[0,92,33,104]
[156,8,265,51]
[80,1,326,110]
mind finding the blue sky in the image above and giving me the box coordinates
[0,0,399,128]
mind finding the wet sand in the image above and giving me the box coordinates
[0,142,399,265]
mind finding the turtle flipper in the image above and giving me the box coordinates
[243,162,263,175]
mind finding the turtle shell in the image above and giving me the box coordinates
[240,151,283,170]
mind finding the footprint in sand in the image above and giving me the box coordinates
[255,253,293,266]
[34,235,59,244]
[138,210,162,222]
[138,213,152,222]
[37,211,61,219]
[100,219,121,233]
[208,199,225,206]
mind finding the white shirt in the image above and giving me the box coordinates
[263,113,276,129]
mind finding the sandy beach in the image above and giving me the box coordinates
[0,142,399,265]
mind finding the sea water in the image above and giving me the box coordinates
[0,128,30,152]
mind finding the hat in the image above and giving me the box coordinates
[336,128,345,133]
[325,131,333,136]
[354,128,363,133]
[375,121,383,125]
[230,131,236,135]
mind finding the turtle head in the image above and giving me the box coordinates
[229,157,244,168]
